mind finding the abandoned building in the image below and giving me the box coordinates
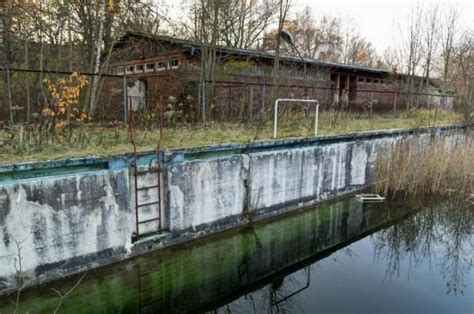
[107,31,454,119]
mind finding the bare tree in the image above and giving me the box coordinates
[270,0,292,105]
[261,6,344,62]
[450,30,473,125]
[219,0,279,49]
[398,1,424,109]
[440,5,460,91]
[420,3,440,95]
[341,30,378,67]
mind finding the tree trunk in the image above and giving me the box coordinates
[88,0,106,117]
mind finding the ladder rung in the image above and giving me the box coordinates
[137,201,160,207]
[136,184,160,191]
[138,217,160,224]
[135,169,160,175]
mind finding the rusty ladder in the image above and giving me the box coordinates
[128,99,164,240]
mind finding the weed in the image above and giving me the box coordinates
[0,109,462,164]
[375,132,473,198]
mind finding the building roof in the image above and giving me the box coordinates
[115,31,391,76]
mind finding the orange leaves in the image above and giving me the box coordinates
[42,72,89,133]
[41,108,55,117]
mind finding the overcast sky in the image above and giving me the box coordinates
[295,0,473,54]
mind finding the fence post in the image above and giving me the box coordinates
[393,92,397,117]
[6,69,14,125]
[123,75,128,123]
[370,91,374,118]
[201,80,206,122]
[248,86,254,120]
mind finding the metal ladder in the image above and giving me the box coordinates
[128,103,164,240]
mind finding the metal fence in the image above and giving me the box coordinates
[203,79,457,121]
[1,68,457,125]
[0,67,125,125]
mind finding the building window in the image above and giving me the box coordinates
[358,77,365,83]
[116,66,125,75]
[145,63,155,72]
[125,65,134,74]
[366,78,372,83]
[156,61,167,71]
[374,79,380,84]
[134,64,144,73]
[169,59,179,69]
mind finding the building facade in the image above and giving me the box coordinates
[106,31,454,120]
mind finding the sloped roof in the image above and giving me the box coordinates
[116,31,390,75]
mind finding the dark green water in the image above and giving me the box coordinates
[0,196,472,313]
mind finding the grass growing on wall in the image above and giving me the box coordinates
[0,109,463,164]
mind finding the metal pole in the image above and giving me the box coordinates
[201,80,206,122]
[314,101,319,136]
[123,75,128,123]
[6,69,14,125]
[291,44,307,99]
[273,99,279,139]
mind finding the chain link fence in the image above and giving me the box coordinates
[1,69,457,126]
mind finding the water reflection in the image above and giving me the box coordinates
[208,198,473,314]
[372,198,474,296]
[0,196,471,313]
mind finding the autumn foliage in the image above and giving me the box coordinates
[42,72,89,132]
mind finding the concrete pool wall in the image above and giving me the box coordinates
[0,125,466,293]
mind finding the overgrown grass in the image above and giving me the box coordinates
[0,109,463,164]
[375,133,474,198]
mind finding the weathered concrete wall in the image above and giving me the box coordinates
[0,197,421,313]
[0,170,133,290]
[164,128,467,232]
[165,155,247,232]
[0,125,466,294]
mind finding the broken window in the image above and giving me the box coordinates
[366,78,372,83]
[125,65,134,74]
[374,79,380,84]
[358,77,365,83]
[145,63,155,72]
[156,61,167,71]
[169,59,179,69]
[134,64,144,73]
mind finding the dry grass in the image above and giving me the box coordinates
[375,133,474,198]
[0,109,463,164]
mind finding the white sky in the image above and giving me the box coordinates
[295,0,473,54]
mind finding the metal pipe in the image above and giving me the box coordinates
[273,98,319,139]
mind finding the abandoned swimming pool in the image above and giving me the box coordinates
[0,194,472,313]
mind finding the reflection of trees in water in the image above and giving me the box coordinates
[211,267,311,314]
[371,198,474,295]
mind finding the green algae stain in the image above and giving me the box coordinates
[0,197,409,313]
